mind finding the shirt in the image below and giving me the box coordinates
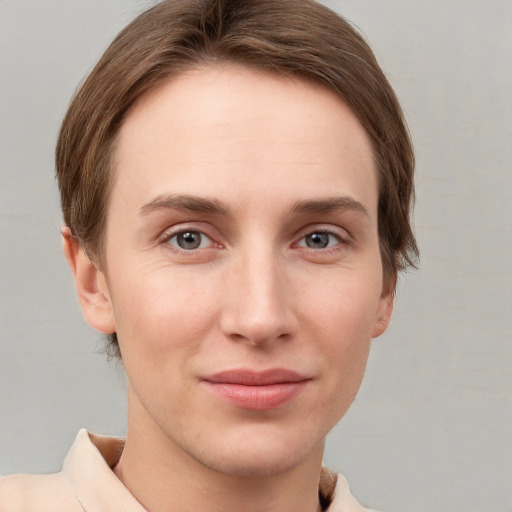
[0,430,377,512]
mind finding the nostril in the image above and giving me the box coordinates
[225,323,294,347]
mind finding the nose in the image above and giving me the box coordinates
[220,248,298,347]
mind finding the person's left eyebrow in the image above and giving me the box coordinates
[139,194,231,217]
[292,196,370,219]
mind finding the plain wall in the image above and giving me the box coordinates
[1,1,511,511]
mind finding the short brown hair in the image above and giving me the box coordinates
[56,0,418,353]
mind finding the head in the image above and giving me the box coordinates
[57,0,418,477]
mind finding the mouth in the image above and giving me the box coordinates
[201,369,311,410]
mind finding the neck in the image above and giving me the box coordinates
[114,388,325,512]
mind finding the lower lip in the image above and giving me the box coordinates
[203,381,308,410]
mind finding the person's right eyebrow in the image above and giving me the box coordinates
[139,194,231,217]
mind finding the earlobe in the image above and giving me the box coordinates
[371,292,394,339]
[62,226,116,334]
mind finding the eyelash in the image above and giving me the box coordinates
[160,228,220,252]
[294,227,352,253]
[159,225,352,254]
[297,231,341,249]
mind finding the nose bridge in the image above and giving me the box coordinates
[221,242,294,345]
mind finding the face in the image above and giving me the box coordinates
[76,64,393,476]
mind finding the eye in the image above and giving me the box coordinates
[298,231,340,249]
[167,230,212,250]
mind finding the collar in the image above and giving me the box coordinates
[61,429,367,512]
[62,429,146,511]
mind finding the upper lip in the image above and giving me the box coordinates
[203,369,310,386]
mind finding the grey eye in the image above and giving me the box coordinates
[301,232,339,249]
[169,231,211,250]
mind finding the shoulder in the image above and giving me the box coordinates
[0,472,82,512]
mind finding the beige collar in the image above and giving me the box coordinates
[61,429,367,512]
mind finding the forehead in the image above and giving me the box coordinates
[112,64,377,216]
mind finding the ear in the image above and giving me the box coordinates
[62,227,116,334]
[371,290,394,339]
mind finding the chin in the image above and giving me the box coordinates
[181,425,326,478]
[199,447,315,478]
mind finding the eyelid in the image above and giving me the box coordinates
[293,224,352,246]
[168,231,213,250]
[296,232,340,249]
[159,223,223,250]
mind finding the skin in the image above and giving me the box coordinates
[64,64,393,512]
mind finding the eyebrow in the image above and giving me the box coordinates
[139,194,369,219]
[292,196,370,218]
[140,194,230,216]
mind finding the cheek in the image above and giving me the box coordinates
[299,271,380,394]
[313,301,374,423]
[316,300,373,380]
[110,267,220,359]
[300,267,382,341]
[109,270,221,416]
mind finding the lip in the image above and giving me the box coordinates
[201,369,310,410]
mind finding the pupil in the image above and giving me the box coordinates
[307,232,329,248]
[178,231,200,249]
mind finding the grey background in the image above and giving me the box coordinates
[1,1,510,511]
